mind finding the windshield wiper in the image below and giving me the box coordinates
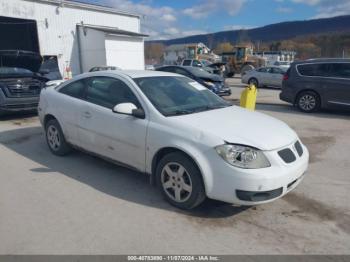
[193,105,229,112]
[166,109,195,116]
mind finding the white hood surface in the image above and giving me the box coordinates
[173,106,298,151]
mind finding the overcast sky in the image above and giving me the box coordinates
[79,0,350,39]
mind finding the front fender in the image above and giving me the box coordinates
[146,121,221,194]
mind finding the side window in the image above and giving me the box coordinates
[271,68,283,74]
[266,67,273,73]
[297,64,317,76]
[59,80,85,99]
[298,63,329,77]
[315,64,330,77]
[85,77,140,109]
[258,68,267,73]
[329,63,350,79]
[182,60,191,66]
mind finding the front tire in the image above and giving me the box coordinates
[45,119,71,156]
[226,72,235,78]
[248,77,259,87]
[156,152,206,210]
[296,91,320,113]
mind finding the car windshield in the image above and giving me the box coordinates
[134,76,231,117]
[0,67,33,75]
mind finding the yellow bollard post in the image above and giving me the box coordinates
[240,84,258,110]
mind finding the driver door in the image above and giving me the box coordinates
[78,76,148,171]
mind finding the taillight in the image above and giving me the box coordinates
[283,74,289,81]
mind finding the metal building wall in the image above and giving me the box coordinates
[0,0,141,75]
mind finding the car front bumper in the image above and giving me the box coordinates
[201,141,309,205]
[0,88,39,113]
[215,87,232,96]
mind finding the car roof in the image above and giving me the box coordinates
[257,66,284,70]
[293,58,350,65]
[105,69,180,78]
[158,65,188,69]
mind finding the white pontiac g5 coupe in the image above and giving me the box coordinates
[38,70,309,210]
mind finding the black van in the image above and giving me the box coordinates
[280,58,350,112]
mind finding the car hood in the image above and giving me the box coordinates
[0,50,43,72]
[199,73,223,82]
[172,106,298,150]
[203,67,214,73]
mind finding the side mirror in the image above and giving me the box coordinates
[112,103,145,119]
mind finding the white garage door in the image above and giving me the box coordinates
[105,35,144,70]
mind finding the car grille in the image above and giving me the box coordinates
[1,103,38,110]
[278,148,296,163]
[0,78,43,98]
[294,140,303,157]
[277,140,304,164]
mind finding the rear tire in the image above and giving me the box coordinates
[45,119,72,156]
[296,91,320,113]
[226,72,235,78]
[156,152,206,210]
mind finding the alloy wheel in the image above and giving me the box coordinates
[47,125,61,151]
[299,94,316,111]
[161,162,192,203]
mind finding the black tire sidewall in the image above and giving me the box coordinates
[45,119,71,156]
[249,78,258,87]
[156,152,206,210]
[297,91,320,113]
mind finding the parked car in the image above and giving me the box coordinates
[207,62,227,76]
[46,79,65,88]
[280,58,350,112]
[157,65,231,96]
[242,66,286,88]
[0,50,49,115]
[39,70,309,210]
[181,59,215,74]
[145,64,155,70]
[89,66,120,72]
[40,56,62,81]
[273,61,291,70]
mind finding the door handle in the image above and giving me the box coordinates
[83,111,92,119]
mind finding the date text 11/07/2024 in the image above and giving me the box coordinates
[127,255,220,261]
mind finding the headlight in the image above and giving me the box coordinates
[215,144,271,169]
[204,81,215,87]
